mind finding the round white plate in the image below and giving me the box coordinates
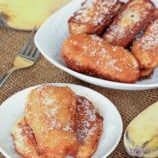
[0,83,123,158]
[34,0,158,90]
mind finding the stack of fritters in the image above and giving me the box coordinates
[62,0,158,82]
[11,85,103,158]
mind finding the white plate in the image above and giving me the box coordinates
[34,0,158,90]
[0,83,122,158]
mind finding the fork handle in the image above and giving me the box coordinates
[0,68,16,87]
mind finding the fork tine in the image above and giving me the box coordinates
[24,43,33,55]
[29,47,37,57]
[0,26,40,87]
[27,47,40,61]
[17,26,40,61]
[34,50,40,60]
[18,26,37,55]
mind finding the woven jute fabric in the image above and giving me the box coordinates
[0,25,158,158]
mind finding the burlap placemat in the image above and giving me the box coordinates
[0,25,158,158]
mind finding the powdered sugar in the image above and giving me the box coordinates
[139,19,158,50]
[76,96,100,141]
[104,0,154,41]
[106,24,126,40]
[13,119,36,154]
[50,107,58,116]
[62,123,73,132]
[72,0,117,26]
[107,59,122,72]
[90,34,103,42]
[78,97,97,122]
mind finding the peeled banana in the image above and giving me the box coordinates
[124,101,158,158]
[0,0,70,30]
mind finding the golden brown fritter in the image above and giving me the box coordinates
[153,9,158,19]
[139,68,154,79]
[132,18,158,69]
[25,85,78,158]
[68,0,119,35]
[11,117,41,158]
[76,96,103,158]
[12,85,104,158]
[62,34,140,83]
[103,0,155,47]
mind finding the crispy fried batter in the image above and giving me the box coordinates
[132,18,158,69]
[12,86,103,158]
[12,86,104,158]
[62,34,140,83]
[103,0,155,47]
[140,68,154,79]
[153,9,158,19]
[11,117,41,158]
[76,96,103,158]
[68,0,120,35]
[25,85,78,158]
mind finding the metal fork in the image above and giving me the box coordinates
[0,27,40,87]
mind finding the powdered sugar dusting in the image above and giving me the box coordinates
[139,19,158,50]
[15,126,28,143]
[62,122,73,132]
[13,119,36,154]
[50,107,58,116]
[107,59,123,72]
[72,0,117,26]
[28,85,56,106]
[79,98,97,122]
[90,37,124,72]
[90,34,103,42]
[69,34,137,73]
[106,25,126,40]
[43,97,55,106]
[105,0,154,41]
[76,96,101,141]
[27,85,75,133]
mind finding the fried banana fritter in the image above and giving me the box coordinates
[153,9,158,19]
[11,117,40,158]
[76,96,103,158]
[62,34,140,83]
[68,0,119,35]
[132,18,158,69]
[25,85,78,158]
[139,68,154,79]
[103,0,155,47]
[12,85,104,158]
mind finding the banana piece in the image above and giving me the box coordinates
[124,101,158,158]
[0,0,70,30]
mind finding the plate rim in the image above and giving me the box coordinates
[0,83,123,158]
[34,0,158,90]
